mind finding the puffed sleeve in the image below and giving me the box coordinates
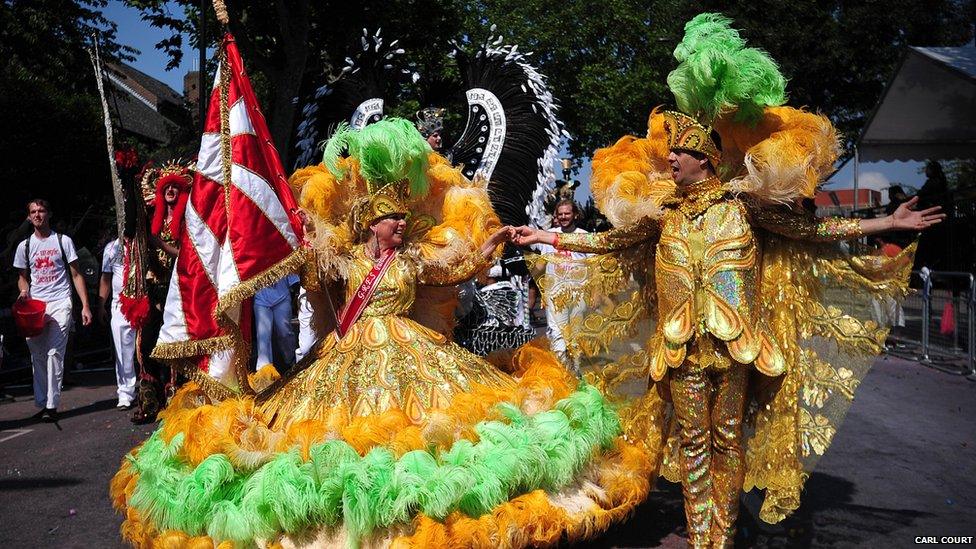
[554,216,659,253]
[749,204,863,242]
[416,243,493,287]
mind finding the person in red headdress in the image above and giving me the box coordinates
[127,163,191,423]
[148,170,189,268]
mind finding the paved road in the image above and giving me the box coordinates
[1,357,973,548]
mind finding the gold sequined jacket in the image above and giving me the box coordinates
[556,177,863,380]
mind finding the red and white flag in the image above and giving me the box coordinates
[153,34,304,391]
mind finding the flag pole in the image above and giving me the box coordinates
[206,0,338,396]
[89,35,126,241]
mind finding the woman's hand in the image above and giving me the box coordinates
[492,226,516,246]
[513,226,551,247]
[296,208,315,235]
[480,226,515,258]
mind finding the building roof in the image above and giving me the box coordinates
[857,46,976,162]
[916,47,976,79]
[815,188,882,208]
[100,62,190,144]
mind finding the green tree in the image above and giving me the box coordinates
[705,0,974,155]
[127,0,469,168]
[458,0,679,164]
[0,0,136,251]
[130,0,973,167]
[464,0,973,162]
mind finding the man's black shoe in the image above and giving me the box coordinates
[42,408,59,422]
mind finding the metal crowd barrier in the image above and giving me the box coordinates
[887,269,975,379]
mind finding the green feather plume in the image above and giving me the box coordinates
[667,12,786,124]
[322,122,353,179]
[348,117,430,198]
[123,383,622,544]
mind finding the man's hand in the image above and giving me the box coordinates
[480,226,516,258]
[81,306,92,327]
[488,226,516,246]
[890,196,945,231]
[17,290,29,302]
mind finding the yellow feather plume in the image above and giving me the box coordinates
[718,106,840,202]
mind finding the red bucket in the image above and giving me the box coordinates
[13,298,47,338]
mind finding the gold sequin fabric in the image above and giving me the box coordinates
[261,245,513,429]
[156,226,176,273]
[542,194,913,524]
[652,194,786,380]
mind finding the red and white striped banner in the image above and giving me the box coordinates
[153,34,304,391]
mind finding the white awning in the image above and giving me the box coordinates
[857,47,976,162]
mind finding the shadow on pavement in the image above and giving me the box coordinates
[574,480,686,548]
[0,477,84,491]
[739,472,932,548]
[575,472,932,548]
[0,398,117,430]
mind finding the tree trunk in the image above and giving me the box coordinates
[267,54,307,170]
[227,0,311,170]
[267,0,311,170]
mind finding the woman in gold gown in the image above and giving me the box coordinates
[261,212,517,428]
[110,118,654,548]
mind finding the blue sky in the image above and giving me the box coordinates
[104,1,196,93]
[104,0,920,202]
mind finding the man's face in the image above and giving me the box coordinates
[555,204,575,228]
[426,132,442,151]
[667,149,706,186]
[164,184,180,205]
[27,203,50,229]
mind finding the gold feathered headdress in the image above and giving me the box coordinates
[661,110,721,168]
[322,118,430,231]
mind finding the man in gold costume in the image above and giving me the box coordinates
[514,12,948,546]
[516,108,943,546]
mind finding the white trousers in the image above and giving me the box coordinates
[26,297,73,409]
[110,304,138,405]
[544,298,583,372]
[295,288,328,360]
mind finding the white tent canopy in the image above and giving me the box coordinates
[857,47,976,162]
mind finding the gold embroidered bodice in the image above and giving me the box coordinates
[261,243,510,428]
[344,244,492,318]
[347,246,420,318]
[556,178,863,380]
[652,194,784,378]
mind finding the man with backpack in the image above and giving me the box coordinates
[13,199,92,420]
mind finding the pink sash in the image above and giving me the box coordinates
[335,248,397,339]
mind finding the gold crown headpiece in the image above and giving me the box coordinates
[140,160,193,205]
[355,178,411,230]
[662,110,721,168]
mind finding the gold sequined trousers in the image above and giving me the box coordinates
[670,360,748,548]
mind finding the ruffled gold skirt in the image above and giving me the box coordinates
[110,339,656,548]
[260,314,516,429]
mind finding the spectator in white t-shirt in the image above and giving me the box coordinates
[254,273,299,370]
[98,237,137,409]
[530,199,590,370]
[13,199,92,420]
